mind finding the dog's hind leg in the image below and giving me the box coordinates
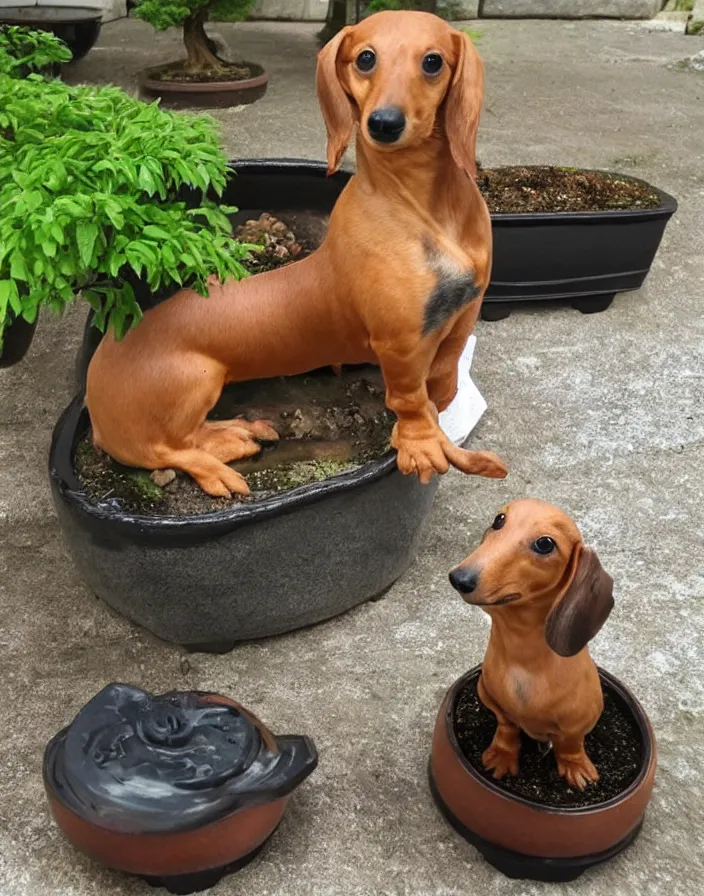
[196,419,278,462]
[154,446,251,497]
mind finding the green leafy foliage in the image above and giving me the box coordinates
[0,25,72,77]
[134,0,254,30]
[0,74,253,350]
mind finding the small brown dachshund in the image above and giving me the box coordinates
[449,499,614,790]
[85,11,507,497]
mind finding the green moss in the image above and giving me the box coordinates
[246,459,353,493]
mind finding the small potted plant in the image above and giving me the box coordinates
[134,0,269,108]
[0,70,252,368]
[0,24,72,79]
[0,5,102,62]
[430,500,657,882]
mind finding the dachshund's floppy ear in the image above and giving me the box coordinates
[444,31,485,179]
[316,27,355,176]
[545,547,614,658]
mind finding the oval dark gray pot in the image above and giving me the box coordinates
[49,396,438,653]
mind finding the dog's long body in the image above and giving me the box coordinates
[86,12,507,497]
[450,500,615,790]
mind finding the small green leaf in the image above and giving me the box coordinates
[10,252,28,281]
[76,221,98,267]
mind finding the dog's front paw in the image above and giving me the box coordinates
[556,753,599,790]
[391,429,450,484]
[482,743,520,779]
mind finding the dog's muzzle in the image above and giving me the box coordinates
[367,107,406,144]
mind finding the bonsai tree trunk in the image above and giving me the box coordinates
[317,0,349,46]
[183,11,225,75]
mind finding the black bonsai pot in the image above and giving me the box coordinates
[76,157,673,324]
[430,666,657,883]
[482,174,677,321]
[76,158,675,382]
[0,315,37,369]
[49,395,438,652]
[0,7,102,62]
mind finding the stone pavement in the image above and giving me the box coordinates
[1,16,703,896]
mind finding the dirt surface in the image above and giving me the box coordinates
[234,213,306,273]
[148,61,260,83]
[454,672,643,808]
[477,165,661,213]
[75,367,394,516]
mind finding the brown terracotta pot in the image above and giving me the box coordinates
[429,665,656,882]
[139,63,268,109]
[44,686,317,894]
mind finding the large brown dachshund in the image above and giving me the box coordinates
[85,11,507,497]
[449,499,615,789]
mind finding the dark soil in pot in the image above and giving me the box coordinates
[146,59,264,85]
[75,211,395,516]
[454,671,643,809]
[477,165,661,213]
[75,366,393,516]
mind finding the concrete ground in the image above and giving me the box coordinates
[1,15,703,896]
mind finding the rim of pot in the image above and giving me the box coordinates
[222,160,677,222]
[443,664,655,816]
[50,395,402,532]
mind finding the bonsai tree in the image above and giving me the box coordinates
[134,0,255,78]
[0,66,253,351]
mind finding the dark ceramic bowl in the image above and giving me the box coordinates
[0,315,37,368]
[429,665,656,883]
[0,7,102,62]
[139,64,268,109]
[49,395,438,652]
[44,685,317,894]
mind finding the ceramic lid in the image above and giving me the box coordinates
[44,684,317,833]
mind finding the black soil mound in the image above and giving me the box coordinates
[477,165,661,214]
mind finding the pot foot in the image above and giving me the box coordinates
[141,835,271,894]
[481,303,512,322]
[571,294,616,315]
[182,640,237,655]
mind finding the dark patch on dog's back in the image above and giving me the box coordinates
[422,240,481,335]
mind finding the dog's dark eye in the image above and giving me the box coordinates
[356,49,376,74]
[422,53,443,75]
[532,537,556,555]
[491,513,506,530]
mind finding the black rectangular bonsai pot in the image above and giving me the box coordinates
[216,159,677,322]
[75,158,677,383]
[211,159,676,321]
[49,395,439,652]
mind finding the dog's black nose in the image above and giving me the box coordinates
[449,567,479,595]
[367,107,406,144]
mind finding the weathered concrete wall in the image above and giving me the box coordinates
[480,1,664,18]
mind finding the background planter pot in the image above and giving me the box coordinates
[482,177,677,321]
[429,665,657,883]
[50,396,439,652]
[0,315,37,369]
[44,684,317,894]
[0,7,102,62]
[139,64,268,109]
[133,158,672,322]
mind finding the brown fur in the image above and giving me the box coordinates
[449,499,615,790]
[86,12,507,497]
